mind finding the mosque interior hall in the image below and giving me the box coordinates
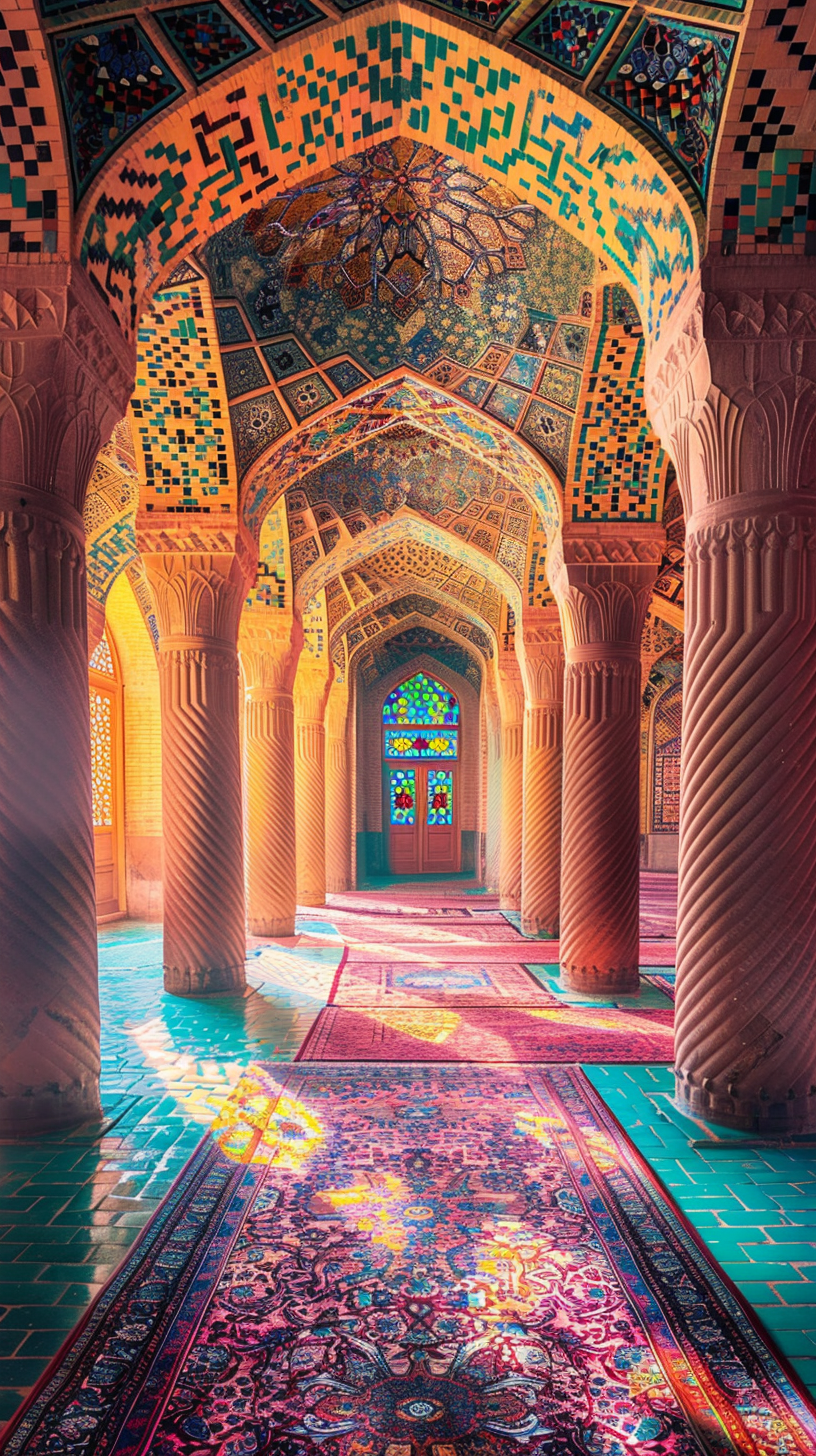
[4,0,816,1450]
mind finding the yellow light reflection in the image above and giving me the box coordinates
[527,1008,673,1035]
[212,1064,324,1166]
[362,1008,461,1043]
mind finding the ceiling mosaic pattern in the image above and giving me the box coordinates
[60,9,700,340]
[156,5,259,82]
[516,1,626,80]
[84,422,140,608]
[331,577,500,660]
[203,139,594,378]
[353,623,485,692]
[569,285,667,523]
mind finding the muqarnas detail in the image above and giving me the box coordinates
[517,0,625,79]
[53,22,184,198]
[599,19,736,200]
[156,4,258,81]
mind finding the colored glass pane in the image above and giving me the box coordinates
[383,672,459,727]
[384,729,458,759]
[89,633,115,676]
[427,768,453,827]
[90,689,113,827]
[390,769,416,826]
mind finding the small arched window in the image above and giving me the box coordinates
[382,672,459,759]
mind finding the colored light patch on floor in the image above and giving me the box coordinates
[8,1064,816,1456]
[330,960,545,1005]
[299,1003,674,1061]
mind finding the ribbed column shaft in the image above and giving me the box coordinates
[499,718,523,909]
[560,651,641,993]
[245,689,296,937]
[159,644,246,993]
[326,733,352,894]
[0,493,102,1134]
[675,501,816,1132]
[295,717,327,907]
[521,702,562,937]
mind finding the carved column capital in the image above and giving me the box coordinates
[141,545,253,653]
[0,264,135,512]
[239,610,302,695]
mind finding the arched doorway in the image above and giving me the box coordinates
[647,679,682,872]
[89,630,125,920]
[383,672,461,876]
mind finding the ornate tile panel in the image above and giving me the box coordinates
[516,0,625,79]
[156,4,258,81]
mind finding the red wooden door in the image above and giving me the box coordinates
[387,765,459,874]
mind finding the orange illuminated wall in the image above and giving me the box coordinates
[89,631,125,920]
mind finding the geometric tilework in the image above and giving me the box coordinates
[132,281,231,514]
[570,286,665,521]
[247,502,289,610]
[280,372,335,420]
[221,347,269,399]
[215,306,251,344]
[241,0,326,41]
[156,4,258,82]
[516,0,625,79]
[599,18,737,202]
[52,21,184,199]
[262,339,313,381]
[0,16,61,257]
[229,390,290,475]
[325,359,370,395]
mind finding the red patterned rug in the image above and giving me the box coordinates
[329,959,545,1005]
[7,1064,815,1456]
[299,1002,674,1062]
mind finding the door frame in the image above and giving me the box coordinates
[383,759,461,875]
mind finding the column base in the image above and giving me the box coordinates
[248,915,295,938]
[561,962,639,995]
[0,1084,102,1139]
[164,963,246,996]
[298,895,326,909]
[675,1072,816,1136]
[522,916,558,938]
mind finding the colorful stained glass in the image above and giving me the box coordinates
[427,768,453,827]
[384,729,458,759]
[383,673,459,727]
[389,769,416,826]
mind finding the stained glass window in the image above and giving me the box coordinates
[427,768,453,827]
[390,768,416,826]
[383,672,459,727]
[90,690,113,827]
[384,728,458,759]
[89,633,115,676]
[652,682,682,832]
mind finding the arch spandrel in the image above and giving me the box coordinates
[72,5,698,342]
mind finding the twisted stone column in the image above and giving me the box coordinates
[520,623,564,937]
[325,683,352,894]
[240,620,299,938]
[553,531,662,993]
[144,550,250,994]
[0,266,134,1135]
[498,695,524,910]
[295,676,331,907]
[645,256,816,1131]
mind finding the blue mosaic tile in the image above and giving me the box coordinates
[240,0,325,41]
[261,339,313,381]
[484,383,527,427]
[520,398,573,477]
[156,4,258,82]
[456,375,492,406]
[222,348,269,400]
[551,322,590,365]
[501,351,541,390]
[325,360,370,396]
[53,21,184,200]
[599,18,738,201]
[229,390,290,475]
[215,307,251,344]
[516,0,625,79]
[280,372,336,421]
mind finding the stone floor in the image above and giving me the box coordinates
[3,895,816,1431]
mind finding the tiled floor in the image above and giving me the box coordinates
[586,1064,816,1396]
[0,921,342,1426]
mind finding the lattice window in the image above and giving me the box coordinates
[652,682,682,832]
[90,690,113,828]
[89,633,115,676]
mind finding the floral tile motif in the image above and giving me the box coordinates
[240,0,325,41]
[599,18,737,200]
[53,21,184,198]
[520,398,574,477]
[551,321,590,364]
[325,359,370,395]
[484,382,527,427]
[156,3,257,81]
[221,347,269,400]
[501,350,542,389]
[456,374,492,406]
[538,360,582,410]
[519,311,558,352]
[281,372,336,421]
[517,0,625,78]
[215,306,251,344]
[229,390,289,474]
[261,338,313,380]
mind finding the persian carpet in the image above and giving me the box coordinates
[298,1003,674,1062]
[8,1064,816,1456]
[642,970,677,1000]
[329,960,545,1006]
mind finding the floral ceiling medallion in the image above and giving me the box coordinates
[243,138,536,322]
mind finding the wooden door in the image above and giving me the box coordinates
[387,764,459,874]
